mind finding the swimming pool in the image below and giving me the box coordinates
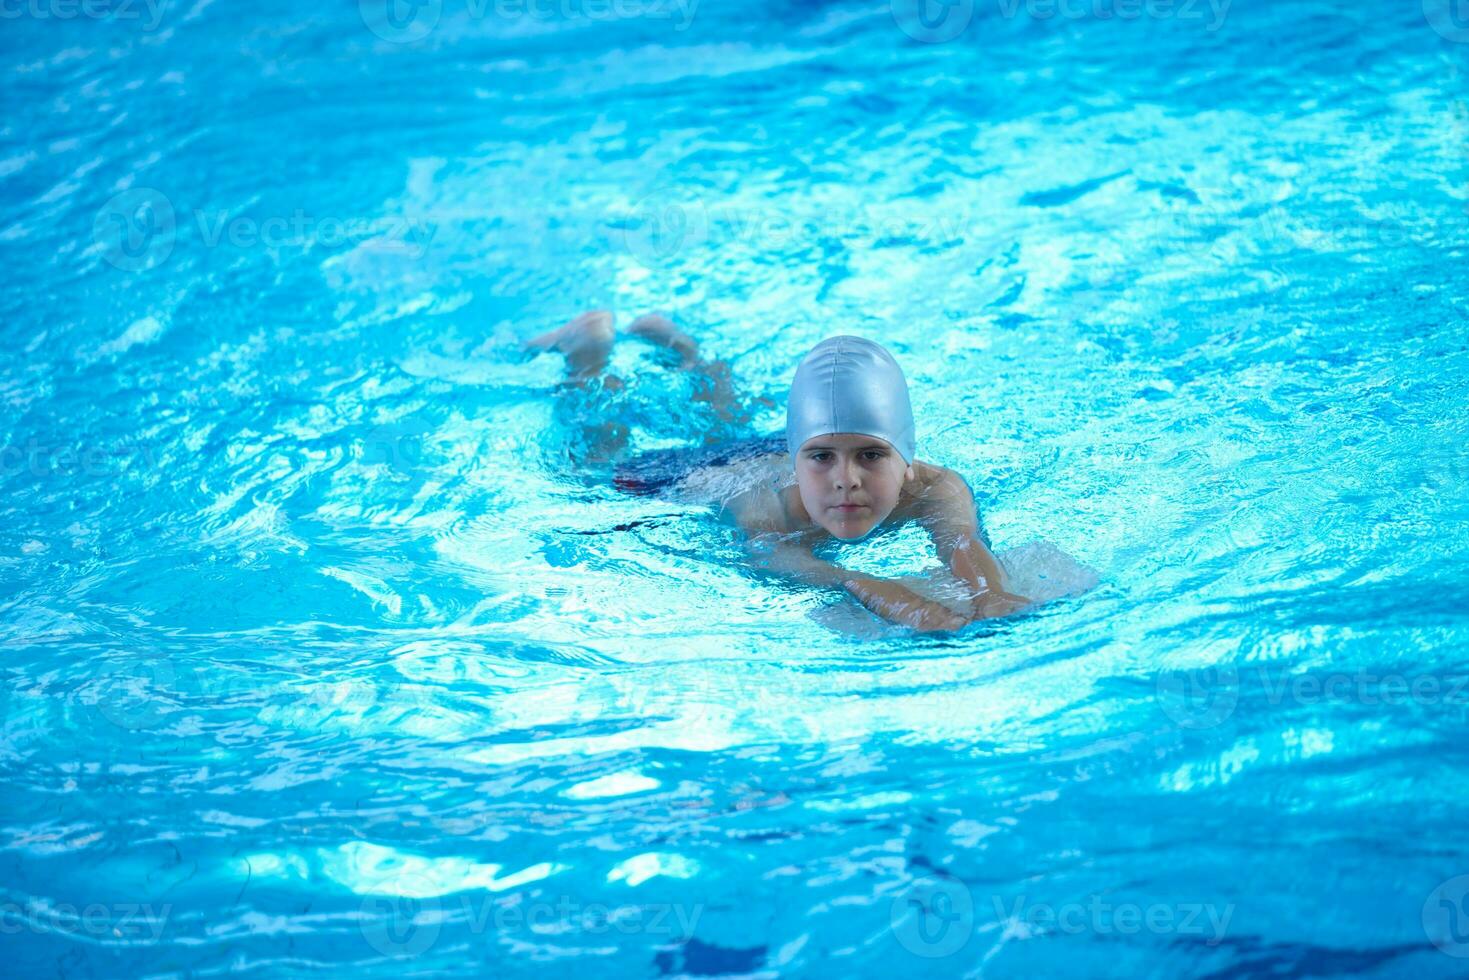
[2,0,1468,975]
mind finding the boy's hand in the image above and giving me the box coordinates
[844,577,968,633]
[970,589,1033,620]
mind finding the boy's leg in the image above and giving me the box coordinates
[627,314,771,430]
[524,310,618,384]
[627,314,699,368]
[525,310,627,463]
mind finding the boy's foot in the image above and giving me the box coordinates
[524,310,615,380]
[627,314,699,369]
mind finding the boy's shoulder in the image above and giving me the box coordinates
[895,461,978,529]
[723,482,793,534]
[907,460,971,502]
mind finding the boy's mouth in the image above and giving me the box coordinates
[832,503,867,512]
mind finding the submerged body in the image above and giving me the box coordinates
[528,312,1032,632]
[720,435,1029,631]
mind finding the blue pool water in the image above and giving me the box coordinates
[2,0,1469,976]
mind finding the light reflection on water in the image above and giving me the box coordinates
[1,0,1468,976]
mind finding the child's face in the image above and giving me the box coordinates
[794,433,915,541]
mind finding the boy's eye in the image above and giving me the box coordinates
[862,450,883,461]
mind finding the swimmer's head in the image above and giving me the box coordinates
[786,336,917,541]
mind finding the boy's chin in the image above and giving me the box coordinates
[823,516,879,541]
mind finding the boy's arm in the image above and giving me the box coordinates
[921,471,1033,617]
[728,489,966,633]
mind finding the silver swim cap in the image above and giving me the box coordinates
[786,336,916,464]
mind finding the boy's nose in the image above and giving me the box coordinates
[833,457,861,489]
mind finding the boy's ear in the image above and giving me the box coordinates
[904,464,915,482]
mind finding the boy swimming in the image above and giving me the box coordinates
[525,312,1033,634]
